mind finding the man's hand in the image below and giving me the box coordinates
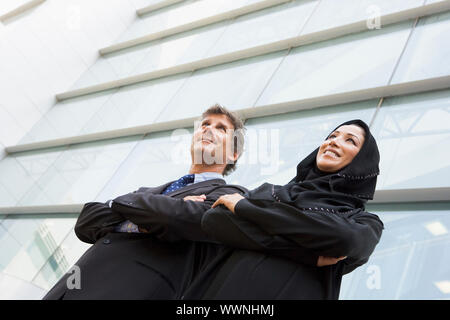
[317,256,347,267]
[183,194,207,202]
[211,193,245,214]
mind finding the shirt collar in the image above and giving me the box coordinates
[193,172,224,184]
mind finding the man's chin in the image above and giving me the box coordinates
[193,152,227,166]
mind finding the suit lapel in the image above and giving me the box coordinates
[146,181,174,194]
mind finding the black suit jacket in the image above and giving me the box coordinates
[43,178,246,300]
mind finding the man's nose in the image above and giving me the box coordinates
[202,125,211,134]
[202,126,215,138]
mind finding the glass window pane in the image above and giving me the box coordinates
[20,73,187,144]
[33,229,91,292]
[370,89,450,189]
[256,21,414,107]
[95,129,193,201]
[0,223,22,271]
[340,206,450,300]
[156,51,287,122]
[0,214,77,284]
[72,22,229,89]
[0,0,30,15]
[391,11,450,83]
[0,272,45,300]
[0,147,67,206]
[301,0,424,34]
[206,0,318,57]
[0,182,19,207]
[18,88,118,144]
[79,74,189,135]
[226,100,377,189]
[119,0,250,42]
[70,0,316,90]
[16,136,142,206]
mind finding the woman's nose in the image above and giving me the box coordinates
[328,139,339,148]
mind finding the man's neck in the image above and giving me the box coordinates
[189,164,224,175]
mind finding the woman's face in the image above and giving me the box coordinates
[316,124,366,173]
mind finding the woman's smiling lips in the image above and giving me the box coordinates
[323,148,340,159]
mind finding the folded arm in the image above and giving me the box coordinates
[110,185,246,242]
[201,205,321,266]
[74,201,125,244]
[231,198,383,273]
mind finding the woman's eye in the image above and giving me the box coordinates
[347,138,356,145]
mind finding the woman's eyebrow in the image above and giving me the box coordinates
[332,130,361,143]
[346,132,361,143]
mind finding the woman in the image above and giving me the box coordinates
[182,119,384,300]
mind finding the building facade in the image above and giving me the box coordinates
[0,0,449,299]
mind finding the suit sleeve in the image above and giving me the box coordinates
[74,201,126,244]
[201,206,319,266]
[74,187,150,243]
[111,186,246,242]
[232,198,384,273]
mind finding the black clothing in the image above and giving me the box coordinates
[43,179,247,300]
[183,119,384,300]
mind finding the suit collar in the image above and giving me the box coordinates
[163,178,225,197]
[148,182,173,195]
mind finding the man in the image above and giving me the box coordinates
[43,104,247,299]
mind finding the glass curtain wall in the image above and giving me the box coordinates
[0,0,449,299]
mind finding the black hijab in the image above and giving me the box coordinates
[247,119,380,213]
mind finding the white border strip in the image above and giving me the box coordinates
[100,0,293,55]
[136,0,185,16]
[0,0,46,23]
[56,1,450,101]
[8,75,450,154]
[1,187,449,215]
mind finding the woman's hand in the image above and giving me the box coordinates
[211,193,245,214]
[317,256,347,267]
[183,194,206,202]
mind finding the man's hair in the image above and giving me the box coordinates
[201,104,245,176]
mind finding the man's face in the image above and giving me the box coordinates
[316,124,366,173]
[191,114,238,167]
